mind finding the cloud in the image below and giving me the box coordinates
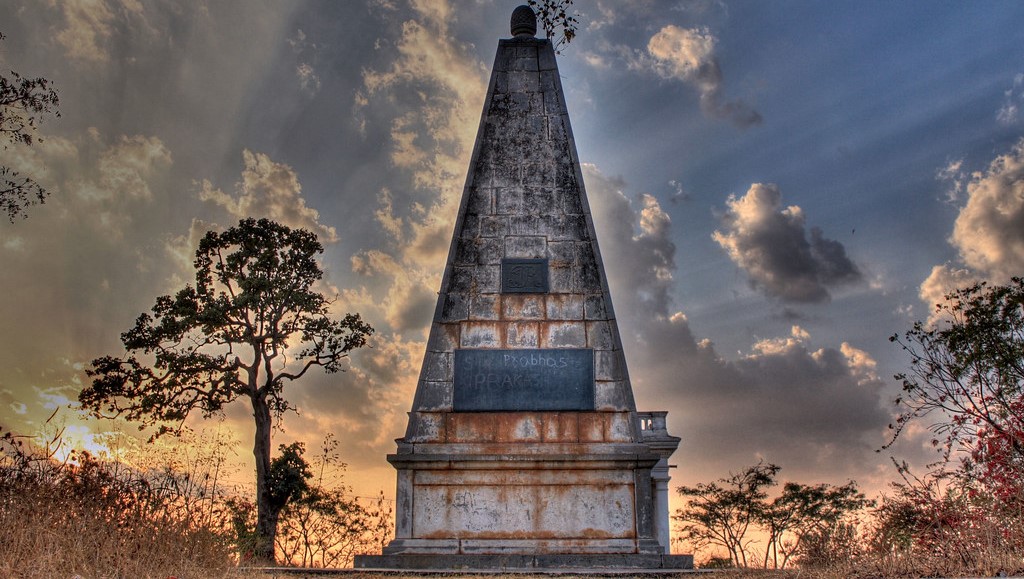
[198,150,338,243]
[583,166,891,484]
[53,0,152,62]
[948,139,1024,281]
[997,73,1023,126]
[0,129,192,448]
[289,30,322,97]
[296,63,321,96]
[348,0,487,334]
[936,158,966,204]
[586,1,620,31]
[582,166,676,320]
[4,131,171,234]
[918,265,979,319]
[647,25,716,79]
[918,138,1024,318]
[645,25,761,128]
[53,0,116,62]
[712,183,863,303]
[95,135,172,201]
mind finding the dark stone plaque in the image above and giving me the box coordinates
[453,348,594,411]
[501,258,549,293]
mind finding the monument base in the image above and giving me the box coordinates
[353,553,694,570]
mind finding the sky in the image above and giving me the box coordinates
[1,0,1023,512]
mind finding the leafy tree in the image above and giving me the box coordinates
[266,442,313,527]
[527,0,579,53]
[1,31,60,221]
[275,432,376,567]
[761,481,871,568]
[884,280,1024,570]
[675,462,870,569]
[229,435,394,568]
[888,277,1024,462]
[674,461,780,568]
[79,217,373,563]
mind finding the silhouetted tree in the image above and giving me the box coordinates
[675,462,870,569]
[1,32,60,221]
[80,218,373,563]
[761,481,871,568]
[266,442,313,533]
[674,461,780,568]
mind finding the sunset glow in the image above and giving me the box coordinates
[2,0,1024,549]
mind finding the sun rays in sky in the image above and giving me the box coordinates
[2,0,1024,508]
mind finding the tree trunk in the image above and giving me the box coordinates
[252,395,277,564]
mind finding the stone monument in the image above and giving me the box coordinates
[355,5,690,570]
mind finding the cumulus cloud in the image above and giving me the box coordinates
[918,265,979,318]
[53,0,116,62]
[53,0,152,62]
[645,25,761,128]
[583,166,890,484]
[919,139,1024,317]
[198,150,338,243]
[948,140,1024,280]
[95,135,173,201]
[712,183,862,303]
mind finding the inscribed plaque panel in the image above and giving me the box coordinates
[453,348,594,411]
[501,258,549,293]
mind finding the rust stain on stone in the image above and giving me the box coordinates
[578,413,606,442]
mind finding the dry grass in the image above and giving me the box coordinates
[0,477,236,579]
[3,439,1020,578]
[0,437,236,579]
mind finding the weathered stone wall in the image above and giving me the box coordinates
[413,472,636,540]
[405,35,638,443]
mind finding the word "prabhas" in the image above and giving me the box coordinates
[502,352,578,368]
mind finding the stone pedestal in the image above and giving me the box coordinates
[356,553,694,570]
[385,412,662,556]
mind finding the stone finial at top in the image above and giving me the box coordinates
[510,5,537,38]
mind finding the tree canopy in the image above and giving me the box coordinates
[888,277,1024,461]
[674,461,779,568]
[882,278,1024,565]
[79,217,373,563]
[674,462,870,569]
[1,31,60,221]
